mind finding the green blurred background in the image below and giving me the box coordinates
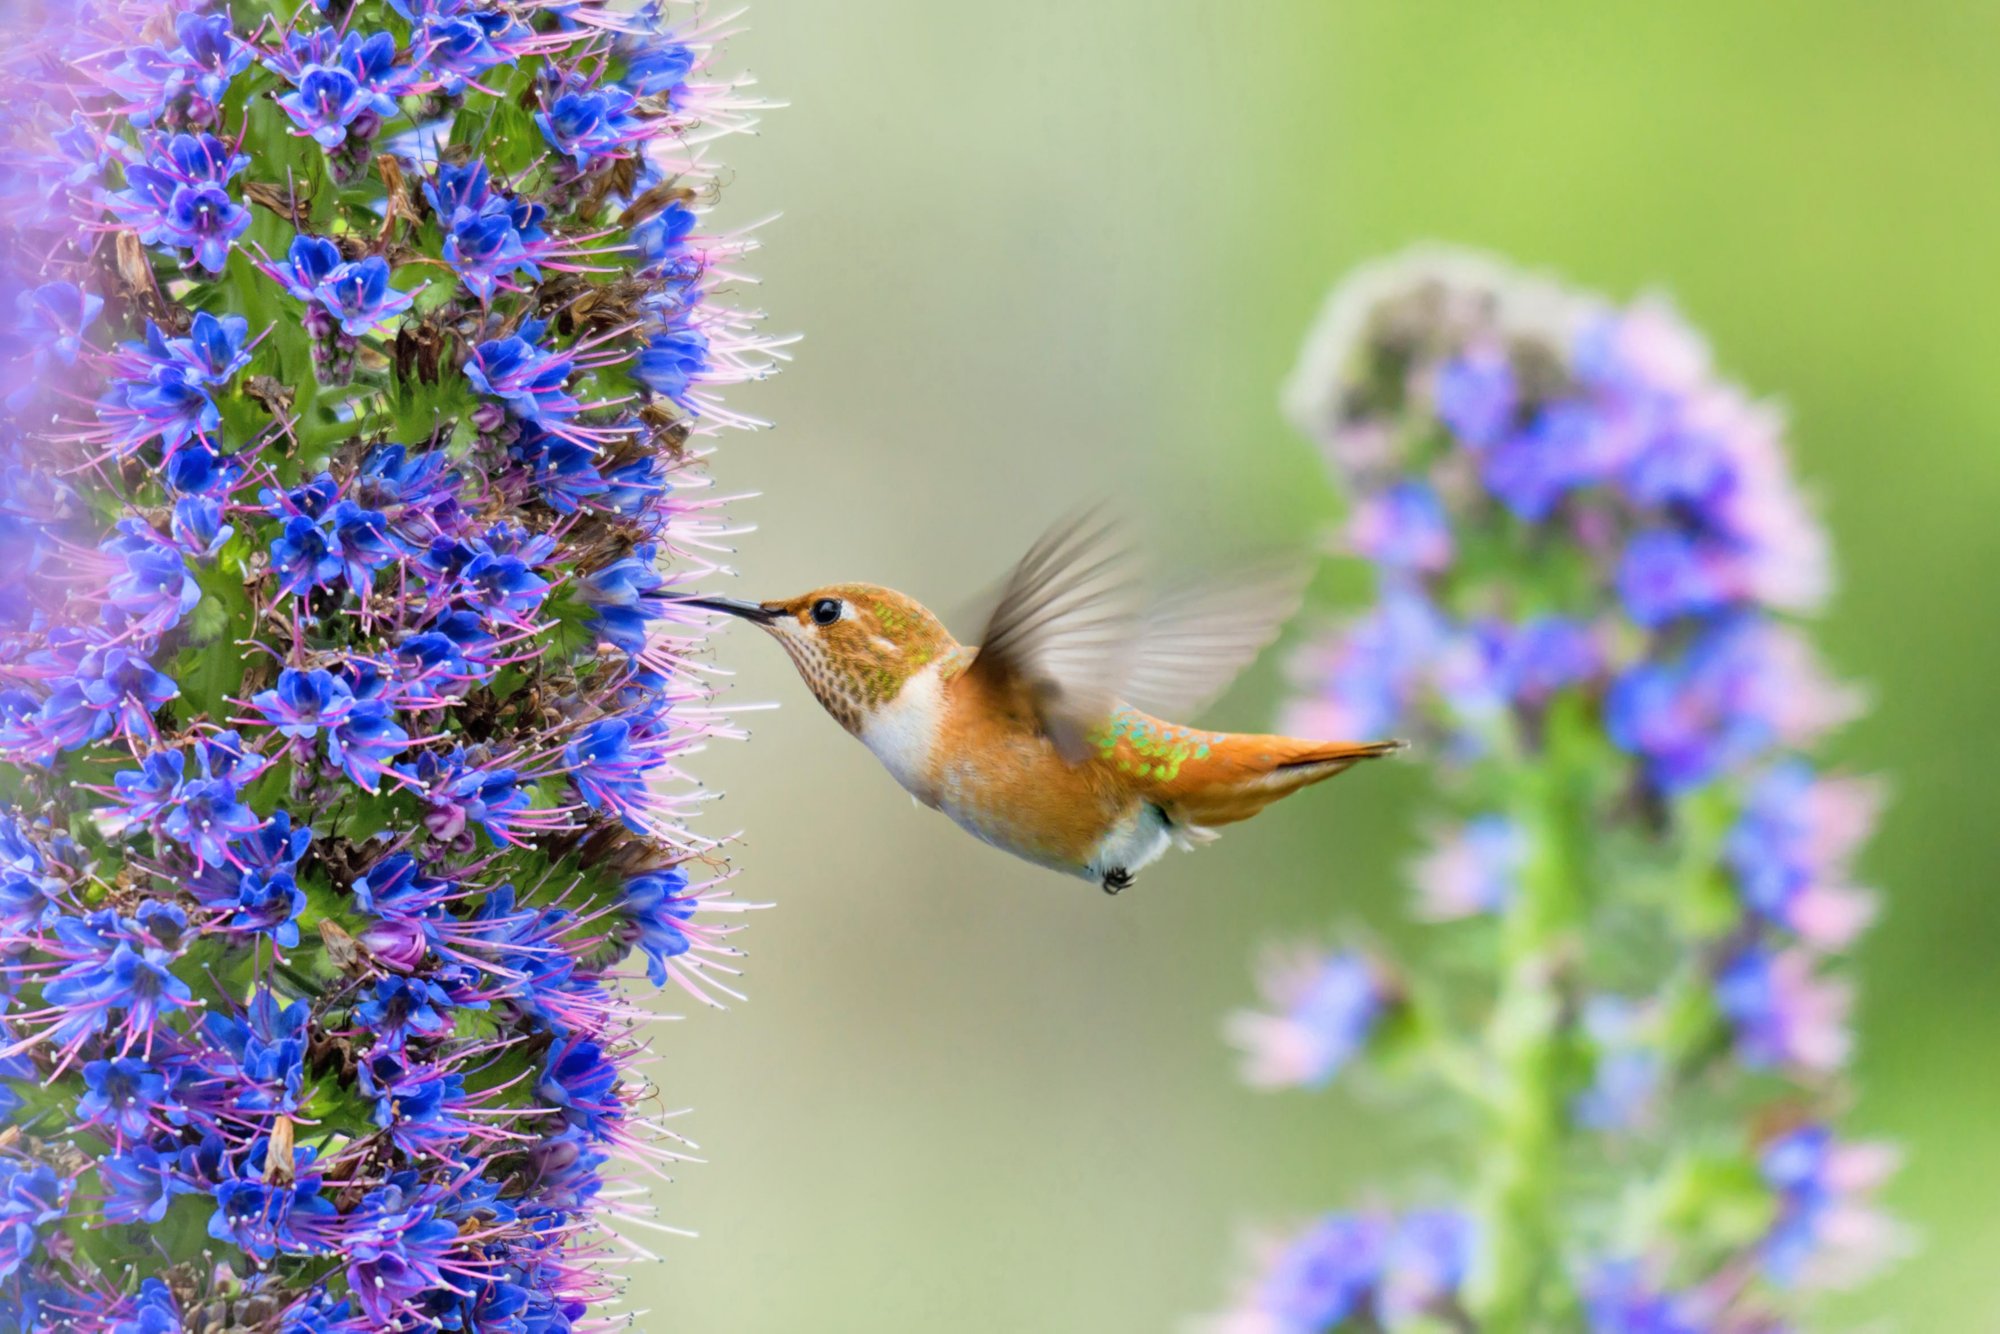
[638,3,2000,1328]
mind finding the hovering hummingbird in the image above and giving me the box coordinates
[690,515,1402,894]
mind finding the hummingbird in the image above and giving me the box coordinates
[690,515,1403,894]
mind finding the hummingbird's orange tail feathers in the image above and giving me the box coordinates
[1153,734,1404,831]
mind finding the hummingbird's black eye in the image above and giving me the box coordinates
[810,598,842,626]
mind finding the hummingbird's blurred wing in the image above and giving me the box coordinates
[969,513,1310,760]
[1118,559,1313,720]
[966,511,1142,761]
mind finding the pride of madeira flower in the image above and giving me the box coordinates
[1211,251,1898,1333]
[0,0,782,1327]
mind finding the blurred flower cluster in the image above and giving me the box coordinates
[0,0,781,1327]
[1212,250,1897,1332]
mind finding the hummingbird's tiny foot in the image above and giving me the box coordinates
[1101,868,1133,895]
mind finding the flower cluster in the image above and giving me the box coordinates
[1213,250,1897,1330]
[0,0,780,1328]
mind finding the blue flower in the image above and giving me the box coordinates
[1714,945,1850,1073]
[465,332,580,422]
[262,238,421,337]
[158,772,262,868]
[103,530,201,632]
[107,133,251,273]
[0,1161,67,1282]
[42,938,195,1048]
[342,1186,463,1327]
[318,256,421,335]
[207,1150,337,1261]
[278,66,374,148]
[1434,350,1517,448]
[326,698,411,792]
[354,976,458,1049]
[10,281,102,388]
[579,543,671,652]
[1616,530,1732,627]
[99,1145,185,1225]
[77,1057,176,1139]
[111,1276,182,1334]
[1583,1262,1704,1334]
[1480,401,1607,521]
[1606,615,1780,792]
[1256,1213,1391,1330]
[413,11,534,94]
[630,200,698,268]
[251,668,357,739]
[1347,479,1452,572]
[634,327,710,408]
[537,1038,620,1138]
[535,87,644,167]
[203,989,311,1114]
[268,515,342,593]
[620,868,696,985]
[564,716,659,826]
[110,14,251,127]
[1230,949,1387,1089]
[170,496,233,557]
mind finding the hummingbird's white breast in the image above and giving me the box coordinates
[858,662,945,805]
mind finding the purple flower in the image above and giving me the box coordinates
[398,748,533,844]
[1282,590,1447,742]
[1605,617,1777,793]
[5,0,763,1322]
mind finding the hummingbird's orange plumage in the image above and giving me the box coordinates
[693,516,1402,892]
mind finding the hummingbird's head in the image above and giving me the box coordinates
[692,583,960,732]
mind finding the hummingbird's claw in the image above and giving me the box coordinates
[1101,868,1133,896]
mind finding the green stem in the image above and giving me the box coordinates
[1469,699,1594,1332]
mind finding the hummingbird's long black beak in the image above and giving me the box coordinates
[687,595,779,625]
